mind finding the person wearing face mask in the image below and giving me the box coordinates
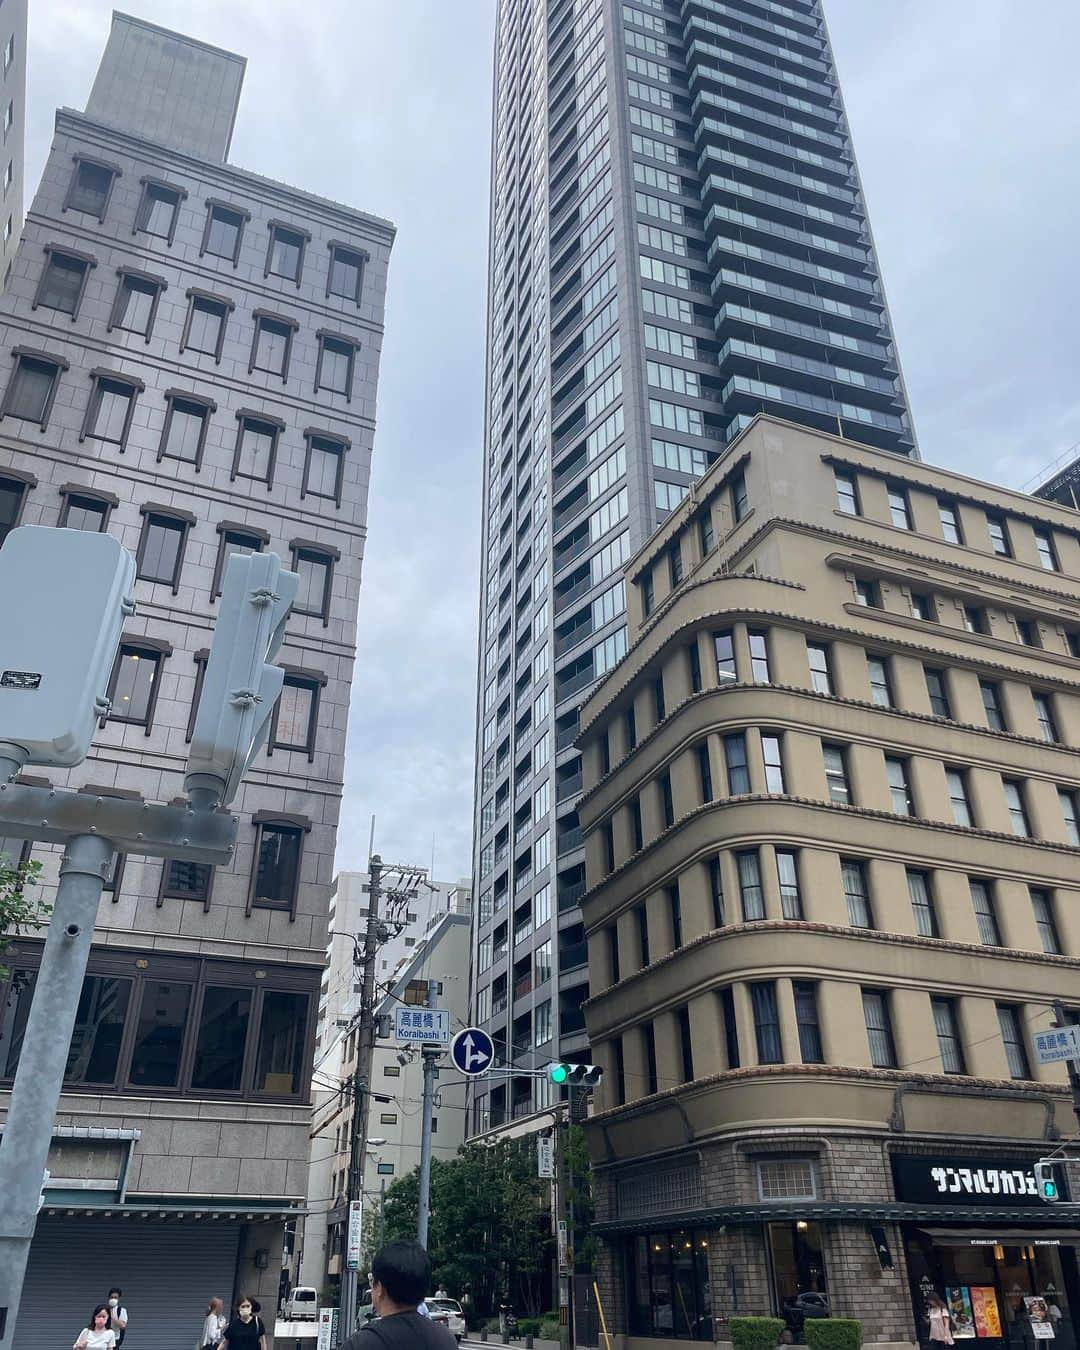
[76,1305,118,1350]
[221,1297,267,1350]
[105,1290,128,1348]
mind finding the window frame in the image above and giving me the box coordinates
[0,467,35,544]
[288,538,339,625]
[79,368,144,449]
[231,410,286,489]
[761,732,784,794]
[932,996,966,1074]
[1,346,69,429]
[315,330,360,400]
[32,244,96,319]
[1030,888,1062,956]
[212,520,269,599]
[834,470,860,516]
[946,767,973,827]
[326,240,368,304]
[862,989,897,1068]
[886,756,914,816]
[841,858,872,929]
[924,667,951,719]
[1004,779,1032,838]
[135,504,195,594]
[907,869,939,939]
[822,743,850,806]
[806,642,832,695]
[751,980,782,1064]
[134,176,187,246]
[867,655,893,708]
[854,578,880,608]
[724,732,749,794]
[714,629,736,683]
[748,628,770,683]
[938,500,963,544]
[265,219,311,285]
[1033,692,1059,744]
[247,811,312,921]
[158,858,215,912]
[986,513,1012,558]
[996,1004,1031,1080]
[200,199,250,265]
[969,877,1001,947]
[180,289,234,362]
[108,267,167,341]
[1033,527,1059,573]
[62,153,120,222]
[250,309,300,382]
[301,429,350,508]
[158,389,216,470]
[736,848,764,922]
[980,680,1006,732]
[776,848,801,919]
[267,667,326,762]
[105,636,172,733]
[794,980,823,1064]
[57,483,117,532]
[886,483,912,530]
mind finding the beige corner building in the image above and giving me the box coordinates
[576,416,1080,1350]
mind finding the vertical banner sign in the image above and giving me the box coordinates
[317,1308,340,1350]
[538,1135,555,1178]
[971,1289,1001,1339]
[557,1218,569,1272]
[347,1198,364,1270]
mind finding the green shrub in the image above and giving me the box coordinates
[730,1316,786,1350]
[518,1318,542,1337]
[538,1315,561,1341]
[805,1319,862,1350]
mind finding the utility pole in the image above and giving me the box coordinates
[417,980,440,1249]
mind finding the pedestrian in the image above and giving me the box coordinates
[220,1297,267,1350]
[75,1305,118,1350]
[434,1285,448,1301]
[927,1293,954,1346]
[106,1289,128,1348]
[200,1298,227,1350]
[339,1242,455,1350]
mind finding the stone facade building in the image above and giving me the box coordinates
[0,15,392,1347]
[576,416,1080,1348]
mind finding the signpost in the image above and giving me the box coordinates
[450,1026,495,1076]
[394,1006,450,1045]
[317,1307,340,1350]
[538,1135,555,1179]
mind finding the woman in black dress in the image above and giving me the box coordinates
[221,1297,266,1350]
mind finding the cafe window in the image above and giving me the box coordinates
[128,980,192,1088]
[758,1158,817,1202]
[628,1230,711,1340]
[192,985,252,1092]
[254,990,309,1095]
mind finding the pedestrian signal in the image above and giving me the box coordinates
[546,1062,603,1087]
[1035,1161,1060,1202]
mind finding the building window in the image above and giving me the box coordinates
[110,271,164,340]
[925,667,951,718]
[635,904,650,967]
[822,744,850,805]
[383,1065,400,1078]
[136,509,192,592]
[932,997,966,1074]
[159,393,214,468]
[751,981,782,1064]
[721,987,740,1068]
[887,484,912,530]
[248,815,309,917]
[201,201,248,263]
[2,349,67,427]
[748,629,770,683]
[642,571,654,617]
[996,1004,1031,1080]
[269,673,322,759]
[986,513,1011,557]
[794,982,823,1064]
[1033,528,1059,572]
[946,769,973,827]
[762,733,784,794]
[1058,788,1080,845]
[699,507,715,555]
[64,157,118,220]
[806,643,832,695]
[81,372,142,448]
[668,542,683,588]
[835,470,859,515]
[862,990,897,1068]
[1033,693,1059,744]
[1015,617,1040,648]
[653,675,665,724]
[135,178,185,243]
[628,1231,712,1339]
[980,680,1005,731]
[266,221,309,283]
[34,248,93,316]
[855,578,880,608]
[724,732,749,794]
[534,999,552,1046]
[731,470,748,522]
[0,473,31,545]
[181,291,231,360]
[232,413,283,487]
[160,859,214,911]
[59,488,114,532]
[302,432,349,507]
[938,501,962,544]
[776,849,801,919]
[630,797,643,851]
[696,742,713,803]
[379,1112,398,1126]
[212,525,266,598]
[108,643,166,729]
[535,939,553,985]
[842,859,872,928]
[1005,779,1032,837]
[969,879,1001,946]
[688,641,702,693]
[290,541,337,623]
[867,656,892,708]
[316,333,358,398]
[907,870,939,938]
[626,706,637,751]
[327,243,366,302]
[910,591,936,622]
[737,849,764,921]
[659,771,674,828]
[714,629,736,682]
[886,757,913,815]
[251,312,297,380]
[709,856,725,927]
[1030,888,1062,955]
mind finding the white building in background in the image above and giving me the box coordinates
[0,0,28,286]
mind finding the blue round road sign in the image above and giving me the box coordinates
[450,1026,495,1076]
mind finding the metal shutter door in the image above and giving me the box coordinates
[16,1218,241,1350]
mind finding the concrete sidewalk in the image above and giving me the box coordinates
[461,1339,560,1350]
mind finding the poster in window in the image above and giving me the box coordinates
[1025,1298,1055,1339]
[970,1288,1001,1339]
[946,1287,976,1338]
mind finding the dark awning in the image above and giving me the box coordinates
[594,1203,1080,1236]
[918,1227,1080,1247]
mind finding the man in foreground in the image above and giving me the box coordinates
[342,1242,456,1350]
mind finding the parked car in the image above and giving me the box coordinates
[784,1292,829,1334]
[284,1287,320,1321]
[427,1298,466,1342]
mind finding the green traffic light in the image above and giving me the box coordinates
[549,1063,569,1083]
[1044,1182,1058,1198]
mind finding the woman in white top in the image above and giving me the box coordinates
[75,1305,118,1350]
[200,1297,228,1350]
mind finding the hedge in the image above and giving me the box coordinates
[805,1319,863,1350]
[730,1316,787,1350]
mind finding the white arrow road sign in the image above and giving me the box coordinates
[450,1026,495,1075]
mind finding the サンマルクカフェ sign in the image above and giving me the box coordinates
[891,1155,1063,1206]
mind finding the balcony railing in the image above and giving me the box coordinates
[559,880,586,912]
[559,940,588,971]
[557,827,583,855]
[557,772,582,802]
[560,1006,587,1035]
[514,973,534,1000]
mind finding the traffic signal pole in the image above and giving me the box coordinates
[417,980,440,1250]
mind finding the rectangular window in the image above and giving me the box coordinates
[925,668,951,718]
[699,508,715,556]
[1031,888,1062,955]
[161,859,213,908]
[867,656,892,708]
[731,471,749,522]
[986,513,1011,557]
[835,471,859,515]
[328,244,365,302]
[1016,617,1040,648]
[737,849,764,921]
[1005,780,1031,837]
[0,475,25,544]
[724,732,749,794]
[1059,787,1080,845]
[822,744,850,805]
[66,159,115,219]
[1034,693,1058,743]
[668,542,683,588]
[202,203,246,262]
[659,771,674,828]
[303,433,347,505]
[980,680,1005,731]
[535,939,553,985]
[946,769,973,827]
[626,706,637,751]
[689,641,702,693]
[136,180,182,241]
[910,591,936,621]
[1033,528,1059,572]
[776,850,801,919]
[938,501,962,544]
[160,396,212,467]
[270,677,319,758]
[534,1000,552,1046]
[969,879,1001,946]
[714,629,736,682]
[36,251,90,315]
[267,223,307,282]
[84,376,139,447]
[751,981,782,1064]
[855,579,880,608]
[109,645,163,727]
[183,294,229,358]
[252,315,295,379]
[709,856,725,927]
[794,982,823,1064]
[668,883,683,949]
[862,990,897,1068]
[932,997,966,1074]
[907,870,939,938]
[316,335,357,397]
[887,485,912,530]
[292,547,334,621]
[60,492,110,532]
[112,274,160,338]
[251,822,304,912]
[191,986,251,1092]
[653,675,665,724]
[233,415,280,486]
[722,987,740,1068]
[697,742,713,803]
[997,1004,1031,1080]
[963,605,987,634]
[213,529,263,598]
[642,571,654,617]
[636,906,650,967]
[886,757,913,815]
[807,643,832,695]
[128,979,192,1087]
[762,733,784,794]
[842,859,872,928]
[748,629,770,683]
[137,513,187,590]
[2,352,64,426]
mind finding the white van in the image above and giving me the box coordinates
[285,1287,319,1321]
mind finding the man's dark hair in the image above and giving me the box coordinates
[371,1241,430,1307]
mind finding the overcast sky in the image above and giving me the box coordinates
[28,1,1080,882]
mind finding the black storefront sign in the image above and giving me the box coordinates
[892,1154,1068,1206]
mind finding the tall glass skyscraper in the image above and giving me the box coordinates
[469,0,915,1133]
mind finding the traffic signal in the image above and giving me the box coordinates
[1035,1161,1060,1203]
[186,551,299,807]
[546,1062,603,1087]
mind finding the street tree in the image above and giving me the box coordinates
[0,852,46,978]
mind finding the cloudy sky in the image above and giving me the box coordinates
[28,1,1080,881]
